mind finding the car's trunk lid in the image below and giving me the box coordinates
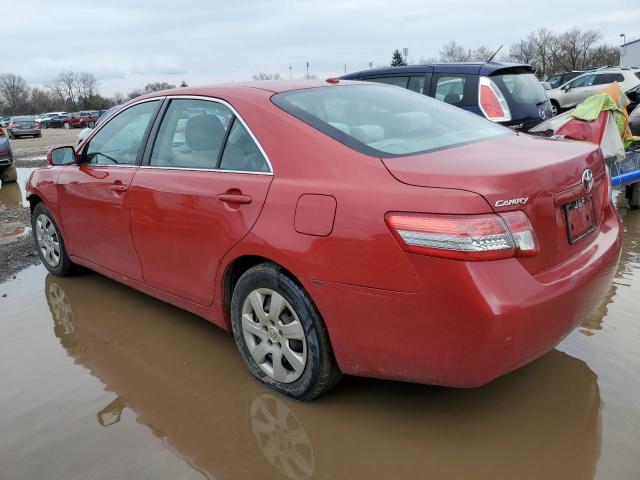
[381,133,607,274]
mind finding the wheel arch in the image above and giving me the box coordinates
[221,254,312,330]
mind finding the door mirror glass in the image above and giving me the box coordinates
[48,146,76,166]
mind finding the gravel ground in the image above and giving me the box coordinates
[1,128,80,282]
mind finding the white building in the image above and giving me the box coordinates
[620,38,640,67]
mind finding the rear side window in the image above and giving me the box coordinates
[365,76,409,88]
[150,99,232,169]
[219,121,269,172]
[595,73,624,85]
[490,73,547,106]
[434,76,466,105]
[272,84,508,157]
[429,73,476,106]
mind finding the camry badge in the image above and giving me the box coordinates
[495,197,528,207]
[582,169,594,192]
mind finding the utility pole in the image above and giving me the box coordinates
[306,62,309,79]
[289,66,292,80]
[344,63,347,74]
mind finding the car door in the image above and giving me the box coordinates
[128,97,273,306]
[57,99,161,281]
[561,74,596,107]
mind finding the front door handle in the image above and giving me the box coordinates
[108,184,128,193]
[217,193,252,205]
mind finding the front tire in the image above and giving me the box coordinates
[231,263,341,401]
[0,163,17,183]
[32,203,76,276]
[550,100,560,116]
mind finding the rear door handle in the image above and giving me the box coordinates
[217,193,252,205]
[108,184,128,193]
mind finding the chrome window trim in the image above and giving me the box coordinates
[146,95,274,176]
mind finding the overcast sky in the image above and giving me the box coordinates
[5,0,640,95]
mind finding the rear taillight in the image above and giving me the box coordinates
[34,122,40,128]
[386,211,538,261]
[478,77,511,122]
[9,123,17,129]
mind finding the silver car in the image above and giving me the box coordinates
[7,115,42,139]
[0,127,16,183]
[546,68,640,115]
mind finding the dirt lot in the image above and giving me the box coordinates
[0,128,79,282]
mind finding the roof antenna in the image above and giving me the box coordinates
[486,44,503,62]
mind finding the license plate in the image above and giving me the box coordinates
[564,195,596,244]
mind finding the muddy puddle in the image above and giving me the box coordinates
[0,167,35,209]
[1,210,639,479]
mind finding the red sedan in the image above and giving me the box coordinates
[26,81,622,400]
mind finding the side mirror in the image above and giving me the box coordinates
[540,81,551,91]
[562,84,572,92]
[47,146,77,166]
[627,90,639,103]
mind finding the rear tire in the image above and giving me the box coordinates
[31,202,77,276]
[231,262,341,401]
[63,122,70,130]
[0,163,17,183]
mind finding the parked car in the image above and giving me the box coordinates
[37,111,68,125]
[546,71,584,89]
[341,62,552,131]
[27,81,622,400]
[546,68,640,115]
[0,126,16,182]
[41,114,71,129]
[76,106,120,145]
[7,115,41,139]
[628,84,640,136]
[0,116,10,128]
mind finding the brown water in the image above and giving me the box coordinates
[1,209,639,479]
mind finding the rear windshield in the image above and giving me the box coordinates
[491,73,547,106]
[272,85,508,157]
[13,116,34,121]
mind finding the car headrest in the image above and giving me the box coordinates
[392,112,432,134]
[444,93,461,105]
[185,114,225,151]
[350,124,385,143]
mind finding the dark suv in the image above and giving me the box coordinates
[341,62,552,131]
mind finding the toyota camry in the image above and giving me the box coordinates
[26,80,622,400]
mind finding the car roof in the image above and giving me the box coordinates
[131,79,367,102]
[341,61,534,79]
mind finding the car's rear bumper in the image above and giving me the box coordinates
[309,204,622,387]
[10,128,40,136]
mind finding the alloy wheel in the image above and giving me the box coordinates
[241,288,307,383]
[36,213,61,267]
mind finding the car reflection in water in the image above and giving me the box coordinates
[45,272,602,480]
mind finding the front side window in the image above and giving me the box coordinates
[150,99,233,169]
[272,84,508,157]
[570,74,595,88]
[85,100,159,165]
[547,74,562,89]
[407,76,426,94]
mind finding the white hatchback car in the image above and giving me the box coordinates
[546,68,640,115]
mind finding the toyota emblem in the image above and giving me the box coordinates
[582,169,594,192]
[538,107,547,120]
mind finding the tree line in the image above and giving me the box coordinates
[0,73,189,116]
[401,27,619,79]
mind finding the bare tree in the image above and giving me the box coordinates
[252,72,281,80]
[143,82,176,93]
[50,70,78,107]
[77,71,99,99]
[554,28,601,71]
[112,92,127,105]
[0,73,30,114]
[439,41,470,62]
[470,46,493,62]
